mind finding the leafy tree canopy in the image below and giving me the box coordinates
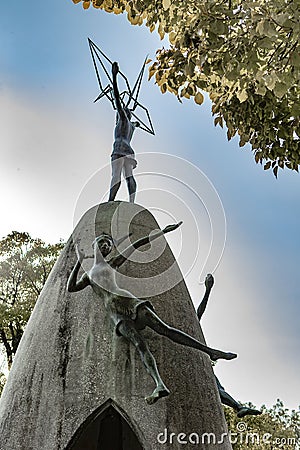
[73,0,300,176]
[0,231,63,372]
[224,399,300,449]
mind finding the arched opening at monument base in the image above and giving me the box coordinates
[66,401,143,450]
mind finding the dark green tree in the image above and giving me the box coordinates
[0,232,63,374]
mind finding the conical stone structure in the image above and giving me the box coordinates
[0,202,232,449]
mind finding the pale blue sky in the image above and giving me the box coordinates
[1,1,300,412]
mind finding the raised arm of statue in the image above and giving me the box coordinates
[111,221,183,269]
[197,273,214,321]
[112,61,126,119]
[67,249,90,293]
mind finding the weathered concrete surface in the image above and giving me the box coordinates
[0,202,232,450]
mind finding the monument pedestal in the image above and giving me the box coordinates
[0,202,232,449]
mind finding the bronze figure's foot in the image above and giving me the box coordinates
[237,407,262,418]
[145,385,170,405]
[205,273,214,290]
[210,351,237,361]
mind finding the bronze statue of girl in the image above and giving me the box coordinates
[109,62,139,203]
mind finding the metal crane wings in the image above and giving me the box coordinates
[88,38,155,135]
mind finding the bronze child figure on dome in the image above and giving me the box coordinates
[67,222,237,405]
[109,62,139,203]
[88,39,155,204]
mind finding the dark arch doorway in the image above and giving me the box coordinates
[66,402,143,450]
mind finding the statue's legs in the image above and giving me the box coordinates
[140,307,237,361]
[123,159,137,203]
[215,377,261,417]
[216,376,243,410]
[118,320,170,405]
[109,157,123,201]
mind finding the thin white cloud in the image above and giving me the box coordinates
[0,88,112,241]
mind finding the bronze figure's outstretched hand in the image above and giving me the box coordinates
[197,274,261,417]
[112,61,119,76]
[163,221,183,234]
[75,245,85,262]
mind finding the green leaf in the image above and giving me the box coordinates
[194,92,204,105]
[255,83,267,96]
[291,51,300,68]
[236,90,248,103]
[265,73,277,91]
[162,0,171,11]
[256,20,265,36]
[214,116,223,128]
